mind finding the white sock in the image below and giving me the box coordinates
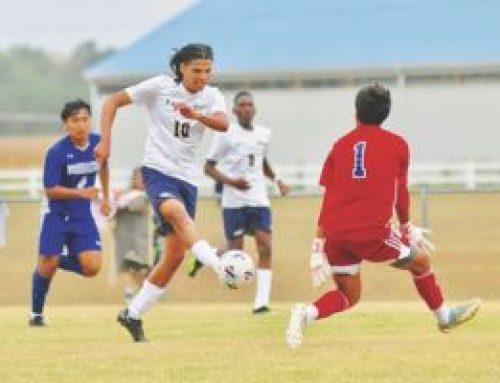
[254,269,272,309]
[191,240,220,270]
[434,303,451,324]
[305,304,318,323]
[127,280,165,319]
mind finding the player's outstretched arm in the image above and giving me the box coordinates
[94,91,132,165]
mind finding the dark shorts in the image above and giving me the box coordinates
[142,166,197,236]
[39,212,101,256]
[222,206,271,240]
[325,227,411,275]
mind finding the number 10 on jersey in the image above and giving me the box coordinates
[174,120,190,138]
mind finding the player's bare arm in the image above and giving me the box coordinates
[204,159,250,190]
[175,103,228,132]
[263,157,289,196]
[45,186,99,200]
[99,160,111,216]
[94,91,132,165]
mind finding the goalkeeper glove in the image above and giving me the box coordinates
[400,222,435,255]
[310,238,330,288]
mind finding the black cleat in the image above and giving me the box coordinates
[117,309,147,342]
[187,256,204,277]
[252,306,271,315]
[29,315,46,327]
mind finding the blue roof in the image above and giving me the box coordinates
[86,0,500,80]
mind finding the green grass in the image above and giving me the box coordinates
[1,302,498,383]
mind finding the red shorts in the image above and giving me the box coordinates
[325,228,411,275]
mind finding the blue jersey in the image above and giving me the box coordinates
[43,133,100,219]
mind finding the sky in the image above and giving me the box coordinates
[0,0,195,55]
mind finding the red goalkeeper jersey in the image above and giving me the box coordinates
[319,123,409,241]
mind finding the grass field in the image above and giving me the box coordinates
[1,193,499,305]
[1,193,499,382]
[0,302,498,382]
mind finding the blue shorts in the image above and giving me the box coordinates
[222,206,272,240]
[142,167,197,236]
[39,213,101,257]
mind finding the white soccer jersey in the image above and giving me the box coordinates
[126,74,226,186]
[207,123,272,208]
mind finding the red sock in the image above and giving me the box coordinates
[412,271,444,310]
[313,290,350,319]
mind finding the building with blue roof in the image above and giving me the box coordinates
[86,0,500,186]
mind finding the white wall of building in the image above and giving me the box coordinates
[90,80,500,182]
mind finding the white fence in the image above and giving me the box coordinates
[1,162,500,200]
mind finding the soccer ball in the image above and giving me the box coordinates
[219,250,255,288]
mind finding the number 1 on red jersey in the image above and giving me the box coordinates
[352,141,367,179]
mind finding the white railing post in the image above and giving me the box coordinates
[28,168,40,199]
[465,161,476,190]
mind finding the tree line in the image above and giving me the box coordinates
[0,41,114,113]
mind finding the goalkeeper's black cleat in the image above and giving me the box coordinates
[187,256,204,278]
[252,306,271,315]
[29,315,46,327]
[117,309,147,342]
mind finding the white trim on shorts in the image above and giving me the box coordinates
[330,264,361,275]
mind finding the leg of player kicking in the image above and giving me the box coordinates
[392,252,481,332]
[118,198,222,341]
[159,199,221,270]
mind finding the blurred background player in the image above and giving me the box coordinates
[113,167,150,304]
[30,99,111,327]
[189,91,289,314]
[95,43,231,342]
[286,84,481,348]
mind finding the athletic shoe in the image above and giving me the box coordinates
[286,304,307,349]
[187,255,204,277]
[439,298,481,333]
[29,315,45,327]
[117,308,146,342]
[252,306,271,315]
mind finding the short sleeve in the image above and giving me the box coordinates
[207,88,227,115]
[125,75,166,104]
[206,132,230,162]
[319,145,336,187]
[43,148,63,188]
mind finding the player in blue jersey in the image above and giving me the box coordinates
[29,99,111,327]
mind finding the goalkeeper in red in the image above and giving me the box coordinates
[286,84,481,348]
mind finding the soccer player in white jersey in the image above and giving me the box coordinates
[95,43,231,342]
[192,91,289,314]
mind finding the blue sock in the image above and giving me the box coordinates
[58,254,83,275]
[31,270,52,315]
